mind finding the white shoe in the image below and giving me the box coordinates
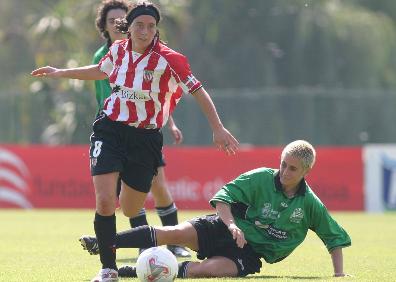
[91,268,118,282]
[168,245,191,258]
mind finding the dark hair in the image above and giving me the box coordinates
[115,1,161,34]
[95,0,130,47]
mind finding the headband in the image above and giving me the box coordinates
[128,5,160,24]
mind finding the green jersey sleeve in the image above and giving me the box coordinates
[307,191,351,252]
[92,45,112,112]
[210,172,253,207]
[209,168,273,217]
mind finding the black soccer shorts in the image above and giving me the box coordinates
[188,214,262,277]
[89,114,163,193]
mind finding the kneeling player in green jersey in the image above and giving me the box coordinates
[80,140,351,278]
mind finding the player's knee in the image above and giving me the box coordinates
[157,225,185,242]
[171,225,187,239]
[120,206,139,218]
[150,181,167,196]
[96,197,115,215]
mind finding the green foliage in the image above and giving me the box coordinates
[3,0,396,91]
[180,0,396,88]
[1,0,396,144]
[0,210,395,281]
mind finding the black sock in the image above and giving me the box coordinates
[156,202,178,226]
[94,212,117,270]
[116,225,157,248]
[177,261,191,278]
[129,208,148,228]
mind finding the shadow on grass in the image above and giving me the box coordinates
[117,257,138,263]
[117,257,192,264]
[244,275,324,280]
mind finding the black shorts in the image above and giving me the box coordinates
[188,214,262,277]
[115,154,166,196]
[89,114,163,193]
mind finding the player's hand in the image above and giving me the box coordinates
[31,66,61,78]
[228,223,247,248]
[213,127,239,155]
[333,273,353,278]
[169,125,183,145]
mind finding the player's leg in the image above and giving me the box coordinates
[128,208,149,229]
[118,257,237,279]
[118,126,163,218]
[155,221,199,250]
[117,221,199,278]
[81,174,152,258]
[114,221,198,250]
[117,215,251,278]
[118,181,151,256]
[116,150,163,250]
[152,168,178,227]
[94,173,119,215]
[177,234,262,278]
[92,172,119,277]
[183,257,238,278]
[126,170,163,255]
[151,165,191,257]
[126,156,168,231]
[118,182,148,218]
[117,172,149,255]
[88,114,124,281]
[151,163,176,227]
[125,175,149,231]
[151,167,174,208]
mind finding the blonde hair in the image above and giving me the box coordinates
[281,140,316,169]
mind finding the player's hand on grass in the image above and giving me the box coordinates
[31,66,62,78]
[334,273,353,277]
[228,223,247,248]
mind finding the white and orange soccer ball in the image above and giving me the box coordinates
[136,247,178,282]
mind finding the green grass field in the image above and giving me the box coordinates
[0,210,395,281]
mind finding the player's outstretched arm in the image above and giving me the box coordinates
[192,88,239,155]
[31,64,106,80]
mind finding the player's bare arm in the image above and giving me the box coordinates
[215,201,247,248]
[331,247,348,277]
[31,64,106,80]
[192,88,239,155]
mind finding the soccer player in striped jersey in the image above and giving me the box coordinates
[31,1,238,281]
[92,0,190,258]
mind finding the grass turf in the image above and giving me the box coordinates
[0,210,395,281]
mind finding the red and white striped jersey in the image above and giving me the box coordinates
[98,37,202,129]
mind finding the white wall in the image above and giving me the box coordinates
[364,145,396,212]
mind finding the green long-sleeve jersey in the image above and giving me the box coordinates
[210,167,351,264]
[92,44,111,112]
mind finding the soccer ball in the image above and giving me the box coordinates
[136,247,178,282]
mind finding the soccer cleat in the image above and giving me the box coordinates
[118,265,137,278]
[168,245,191,258]
[79,235,99,255]
[91,268,118,282]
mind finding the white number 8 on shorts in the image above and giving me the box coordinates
[92,141,103,158]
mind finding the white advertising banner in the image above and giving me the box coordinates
[364,145,396,212]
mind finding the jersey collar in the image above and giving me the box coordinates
[273,170,307,196]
